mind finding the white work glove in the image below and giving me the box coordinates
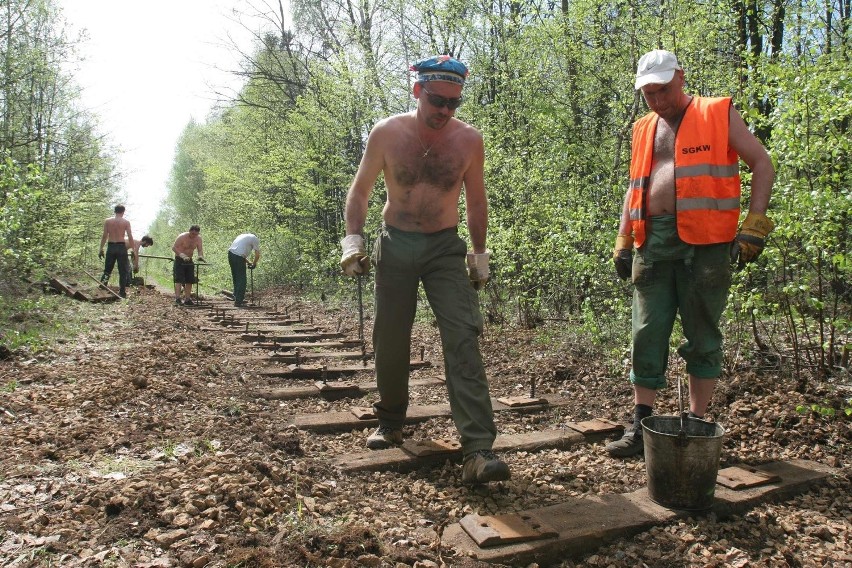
[340,235,370,276]
[466,250,490,291]
[178,253,190,261]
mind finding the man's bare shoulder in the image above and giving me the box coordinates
[452,118,483,142]
[371,112,411,134]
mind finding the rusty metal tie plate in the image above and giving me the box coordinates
[401,438,462,457]
[496,396,548,408]
[350,406,376,420]
[460,513,558,547]
[716,466,781,489]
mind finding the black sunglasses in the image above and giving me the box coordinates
[421,86,463,110]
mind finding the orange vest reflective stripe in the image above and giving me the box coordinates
[628,96,741,247]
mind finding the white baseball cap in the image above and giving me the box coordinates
[634,50,682,90]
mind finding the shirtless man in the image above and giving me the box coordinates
[607,50,775,457]
[171,225,205,305]
[125,235,154,287]
[99,204,134,298]
[340,55,509,485]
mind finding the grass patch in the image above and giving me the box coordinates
[0,286,104,356]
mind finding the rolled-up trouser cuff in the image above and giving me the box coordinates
[629,371,666,390]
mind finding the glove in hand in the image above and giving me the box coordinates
[247,262,256,270]
[98,250,105,259]
[197,257,205,263]
[340,235,370,276]
[466,251,490,291]
[613,234,634,280]
[731,212,775,268]
[178,253,190,261]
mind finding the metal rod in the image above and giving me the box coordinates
[357,274,364,341]
[677,373,687,436]
[82,269,122,300]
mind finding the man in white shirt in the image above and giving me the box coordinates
[228,233,261,307]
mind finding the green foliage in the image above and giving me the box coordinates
[795,400,852,419]
[0,294,72,354]
[161,439,177,459]
[193,438,218,457]
[0,155,47,277]
[1,0,831,394]
[1,0,122,322]
[723,48,852,379]
[145,0,850,389]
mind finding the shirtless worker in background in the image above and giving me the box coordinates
[171,225,205,305]
[99,204,134,298]
[125,235,154,288]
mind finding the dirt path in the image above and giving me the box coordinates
[0,287,849,567]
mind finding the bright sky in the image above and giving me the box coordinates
[58,0,259,233]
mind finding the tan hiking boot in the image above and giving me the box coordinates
[366,426,403,449]
[462,450,510,484]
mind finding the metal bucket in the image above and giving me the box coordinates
[641,415,725,511]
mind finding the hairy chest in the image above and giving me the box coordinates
[390,146,466,191]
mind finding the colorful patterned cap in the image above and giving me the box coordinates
[410,55,468,85]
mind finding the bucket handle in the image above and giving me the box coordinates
[677,374,689,446]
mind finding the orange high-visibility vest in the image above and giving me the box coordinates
[628,96,741,247]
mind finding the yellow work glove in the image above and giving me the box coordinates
[340,235,370,276]
[731,212,775,268]
[612,234,634,280]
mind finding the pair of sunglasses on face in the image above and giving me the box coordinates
[421,86,463,110]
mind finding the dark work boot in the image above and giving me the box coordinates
[606,403,652,458]
[462,450,510,484]
[605,427,644,457]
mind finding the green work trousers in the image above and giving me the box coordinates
[630,216,732,390]
[371,224,497,455]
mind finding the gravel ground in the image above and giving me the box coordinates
[0,285,849,567]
